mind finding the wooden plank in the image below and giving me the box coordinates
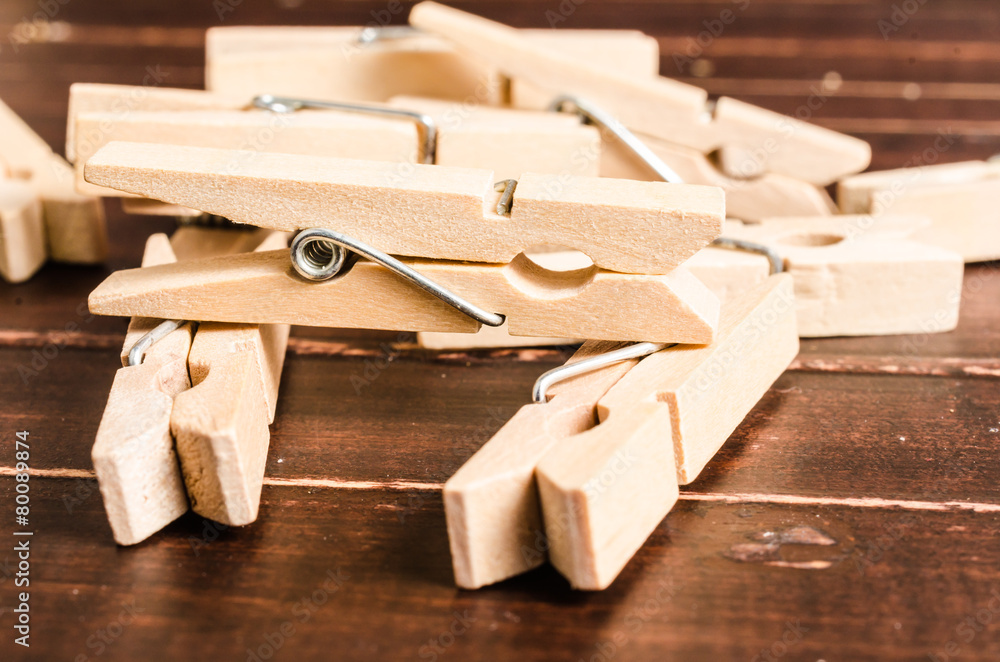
[4,344,999,508]
[6,477,1000,661]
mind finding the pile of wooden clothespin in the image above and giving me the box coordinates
[61,2,996,589]
[0,98,106,282]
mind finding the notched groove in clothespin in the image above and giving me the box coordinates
[494,179,517,216]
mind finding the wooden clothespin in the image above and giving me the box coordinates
[409,2,871,186]
[205,25,658,107]
[0,179,46,283]
[600,126,837,221]
[84,141,724,343]
[0,97,106,282]
[838,159,1000,263]
[446,274,798,589]
[686,215,965,337]
[92,227,290,545]
[67,86,601,201]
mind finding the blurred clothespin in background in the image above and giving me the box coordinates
[0,97,106,282]
[838,159,1000,263]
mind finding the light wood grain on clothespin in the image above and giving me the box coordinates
[93,234,192,546]
[687,216,964,337]
[73,109,419,197]
[0,180,46,283]
[409,2,870,185]
[95,229,288,545]
[509,29,659,110]
[0,96,107,269]
[205,26,507,105]
[445,341,640,589]
[601,132,836,221]
[84,141,724,274]
[535,274,798,589]
[88,250,721,343]
[171,231,291,527]
[838,159,1000,263]
[389,95,601,180]
[205,26,659,108]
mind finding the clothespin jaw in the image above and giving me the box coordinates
[690,216,965,337]
[838,159,1000,263]
[445,275,798,590]
[92,229,292,545]
[444,340,642,589]
[93,234,193,546]
[408,2,871,186]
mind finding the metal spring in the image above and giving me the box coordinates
[290,228,505,327]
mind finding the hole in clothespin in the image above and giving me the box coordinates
[503,252,597,300]
[775,232,846,248]
[522,245,594,272]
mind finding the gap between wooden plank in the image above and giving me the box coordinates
[5,467,1000,514]
[2,329,998,377]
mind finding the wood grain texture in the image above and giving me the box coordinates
[723,216,966,337]
[601,131,837,220]
[88,250,722,343]
[838,159,1000,262]
[389,95,602,179]
[534,275,797,589]
[409,1,872,184]
[72,108,419,196]
[206,25,659,110]
[0,0,999,657]
[1,96,107,267]
[445,340,638,589]
[4,477,1000,662]
[597,274,799,484]
[0,179,46,283]
[93,231,192,546]
[82,141,725,274]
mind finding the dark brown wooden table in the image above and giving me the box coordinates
[2,2,999,660]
